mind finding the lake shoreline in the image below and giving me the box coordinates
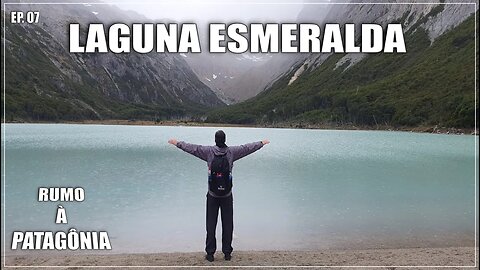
[3,246,477,268]
[3,119,478,135]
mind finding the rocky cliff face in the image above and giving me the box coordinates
[208,0,477,104]
[3,1,223,121]
[287,0,477,84]
[205,1,477,128]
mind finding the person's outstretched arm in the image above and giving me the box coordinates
[168,139,210,161]
[230,140,269,161]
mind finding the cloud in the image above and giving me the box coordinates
[109,0,306,23]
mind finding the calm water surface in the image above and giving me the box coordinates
[2,124,477,253]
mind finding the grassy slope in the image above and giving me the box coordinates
[206,13,477,129]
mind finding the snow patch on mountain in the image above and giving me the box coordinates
[334,54,366,72]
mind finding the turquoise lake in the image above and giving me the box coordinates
[1,124,477,253]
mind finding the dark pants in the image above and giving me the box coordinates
[205,193,233,255]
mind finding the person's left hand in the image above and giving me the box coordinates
[262,139,270,145]
[168,139,178,145]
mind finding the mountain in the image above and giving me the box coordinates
[179,52,274,104]
[181,23,305,104]
[225,54,306,103]
[206,2,478,129]
[2,2,224,122]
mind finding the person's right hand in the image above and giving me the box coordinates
[168,139,178,146]
[262,139,270,145]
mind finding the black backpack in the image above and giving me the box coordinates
[209,154,232,196]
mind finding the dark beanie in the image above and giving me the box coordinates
[215,130,227,148]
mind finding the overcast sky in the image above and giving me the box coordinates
[109,0,315,23]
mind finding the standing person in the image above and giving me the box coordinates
[168,130,269,262]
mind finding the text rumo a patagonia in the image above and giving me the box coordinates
[69,23,406,54]
[11,187,112,251]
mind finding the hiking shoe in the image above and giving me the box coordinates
[205,254,214,262]
[224,253,232,261]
